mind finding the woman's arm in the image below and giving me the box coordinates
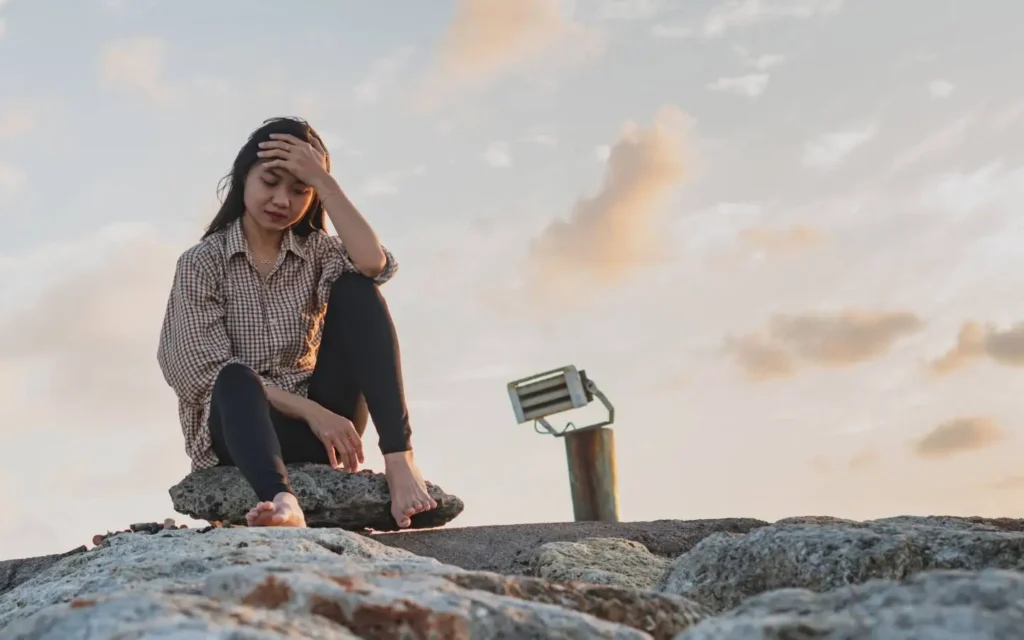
[264,385,318,420]
[311,177,387,278]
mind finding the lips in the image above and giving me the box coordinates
[265,211,288,222]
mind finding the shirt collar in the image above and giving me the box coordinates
[225,217,308,262]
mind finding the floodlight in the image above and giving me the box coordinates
[507,365,615,437]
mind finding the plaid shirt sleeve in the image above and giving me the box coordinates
[314,232,398,303]
[157,245,247,406]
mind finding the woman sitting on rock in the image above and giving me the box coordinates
[157,116,436,529]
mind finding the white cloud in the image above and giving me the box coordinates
[928,79,955,99]
[802,123,877,170]
[0,106,35,141]
[891,115,974,171]
[734,46,787,70]
[707,73,769,98]
[597,0,665,20]
[526,133,558,146]
[0,163,26,194]
[358,165,427,197]
[702,0,843,37]
[593,144,611,161]
[100,37,182,105]
[354,46,414,105]
[482,141,513,167]
[919,161,1024,216]
[650,24,695,38]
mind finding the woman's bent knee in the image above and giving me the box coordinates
[329,272,380,299]
[212,362,260,396]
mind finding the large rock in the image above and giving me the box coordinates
[0,547,87,598]
[528,537,671,590]
[372,518,768,575]
[0,527,707,638]
[169,464,464,530]
[676,569,1024,639]
[658,516,1024,612]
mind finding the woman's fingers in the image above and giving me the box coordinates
[259,140,293,151]
[256,148,289,160]
[324,441,339,469]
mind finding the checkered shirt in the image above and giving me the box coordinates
[157,218,397,470]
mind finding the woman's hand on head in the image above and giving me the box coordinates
[257,133,331,189]
[305,403,364,472]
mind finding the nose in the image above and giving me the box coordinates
[270,185,290,207]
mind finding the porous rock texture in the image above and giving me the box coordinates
[0,527,707,639]
[169,463,464,530]
[528,537,671,590]
[675,569,1024,639]
[372,518,768,576]
[658,515,1024,613]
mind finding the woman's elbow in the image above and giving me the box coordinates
[353,254,387,279]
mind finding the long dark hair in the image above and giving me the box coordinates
[203,116,331,239]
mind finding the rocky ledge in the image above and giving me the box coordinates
[3,514,1024,638]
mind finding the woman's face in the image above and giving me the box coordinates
[242,160,316,232]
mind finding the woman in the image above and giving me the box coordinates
[157,116,436,528]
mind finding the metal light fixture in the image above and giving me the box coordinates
[507,365,615,437]
[507,365,619,522]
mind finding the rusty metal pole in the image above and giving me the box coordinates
[563,427,619,522]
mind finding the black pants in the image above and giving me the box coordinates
[208,273,412,501]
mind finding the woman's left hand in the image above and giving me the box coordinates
[257,134,331,188]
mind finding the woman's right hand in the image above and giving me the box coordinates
[304,403,364,471]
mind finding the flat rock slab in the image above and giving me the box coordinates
[169,463,465,530]
[371,518,768,576]
[658,515,1024,613]
[676,569,1024,639]
[528,537,672,591]
[0,527,707,639]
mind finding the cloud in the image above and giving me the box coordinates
[524,133,558,146]
[597,0,665,20]
[918,161,1024,216]
[650,24,694,38]
[802,124,877,170]
[702,0,843,37]
[913,417,1006,459]
[423,0,602,98]
[482,141,513,167]
[0,163,26,194]
[728,310,924,380]
[737,224,823,255]
[707,74,769,98]
[0,106,36,141]
[358,165,426,197]
[0,224,180,428]
[100,37,182,105]
[734,46,787,70]
[525,105,693,300]
[354,46,414,105]
[891,115,974,171]
[725,333,796,381]
[928,79,955,99]
[929,321,1024,375]
[848,446,881,471]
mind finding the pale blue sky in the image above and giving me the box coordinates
[2,0,1024,559]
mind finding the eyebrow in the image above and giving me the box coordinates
[262,166,310,189]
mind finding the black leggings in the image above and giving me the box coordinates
[208,273,412,501]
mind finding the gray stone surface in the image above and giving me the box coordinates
[169,463,464,530]
[658,516,1024,612]
[371,518,769,575]
[528,537,671,590]
[675,569,1024,639]
[0,547,87,598]
[0,526,706,639]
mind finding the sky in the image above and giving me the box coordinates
[1,0,1024,559]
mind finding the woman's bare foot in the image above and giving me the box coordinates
[383,451,437,528]
[245,492,307,527]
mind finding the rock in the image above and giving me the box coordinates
[657,516,1024,612]
[0,548,87,599]
[169,463,465,530]
[675,569,1024,639]
[0,526,707,638]
[528,537,671,590]
[203,564,674,639]
[0,526,430,629]
[1,591,358,639]
[372,518,768,575]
